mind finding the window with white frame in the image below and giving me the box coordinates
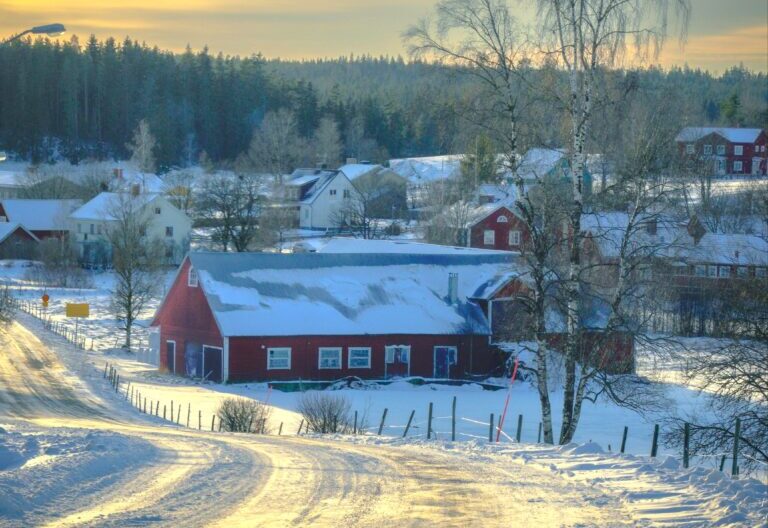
[154,207,161,215]
[734,145,743,156]
[718,266,731,278]
[703,144,712,155]
[734,160,743,173]
[267,348,291,370]
[497,215,508,223]
[508,230,521,246]
[757,267,767,278]
[695,265,707,277]
[717,144,726,155]
[318,347,342,369]
[717,159,726,173]
[685,144,694,154]
[707,265,717,277]
[329,189,337,196]
[188,266,199,287]
[348,347,371,369]
[483,230,495,245]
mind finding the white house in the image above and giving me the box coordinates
[284,169,361,230]
[69,190,192,265]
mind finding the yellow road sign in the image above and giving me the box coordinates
[65,303,89,318]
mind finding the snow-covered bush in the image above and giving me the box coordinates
[298,392,363,434]
[216,397,272,433]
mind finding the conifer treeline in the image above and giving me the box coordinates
[0,36,765,170]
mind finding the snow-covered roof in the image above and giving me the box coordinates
[110,168,166,194]
[389,155,463,185]
[476,183,516,202]
[675,127,764,144]
[0,222,38,243]
[187,252,521,337]
[286,174,322,187]
[516,148,567,180]
[338,163,380,181]
[0,162,29,187]
[466,202,519,227]
[316,237,509,255]
[300,171,345,205]
[0,199,82,231]
[676,233,768,266]
[69,192,160,221]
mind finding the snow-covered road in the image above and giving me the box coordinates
[0,320,638,527]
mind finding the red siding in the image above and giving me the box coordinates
[469,206,529,251]
[153,259,223,374]
[228,334,501,382]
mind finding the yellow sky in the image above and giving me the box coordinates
[1,0,766,72]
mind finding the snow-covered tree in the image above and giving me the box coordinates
[126,119,157,173]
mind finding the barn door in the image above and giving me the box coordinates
[202,346,222,383]
[384,345,410,379]
[165,341,176,373]
[185,342,203,378]
[433,346,457,378]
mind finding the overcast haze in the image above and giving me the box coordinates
[1,0,766,72]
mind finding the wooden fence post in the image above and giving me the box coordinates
[177,404,182,425]
[731,418,741,477]
[199,410,202,430]
[171,400,174,423]
[143,397,146,414]
[211,415,215,432]
[427,402,433,439]
[187,404,191,427]
[488,413,494,443]
[537,422,542,443]
[278,422,283,436]
[516,414,523,443]
[683,422,690,469]
[451,396,457,441]
[620,426,628,454]
[403,410,415,438]
[297,419,304,435]
[163,405,167,420]
[353,411,358,435]
[377,408,388,436]
[650,424,659,457]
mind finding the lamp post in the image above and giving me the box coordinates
[2,23,66,45]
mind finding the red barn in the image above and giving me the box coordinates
[0,223,38,259]
[152,251,521,383]
[0,199,82,240]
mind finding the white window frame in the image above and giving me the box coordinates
[348,347,372,369]
[734,145,744,156]
[685,144,694,154]
[703,144,712,155]
[733,160,743,173]
[508,230,521,246]
[318,347,342,369]
[717,266,731,278]
[717,144,726,155]
[188,266,199,287]
[432,345,458,378]
[695,265,707,277]
[497,215,508,223]
[267,347,291,370]
[707,265,718,277]
[483,229,495,245]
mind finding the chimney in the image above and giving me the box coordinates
[448,272,459,304]
[131,183,140,197]
[346,157,358,165]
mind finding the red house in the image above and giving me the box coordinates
[465,203,530,252]
[151,252,521,383]
[0,199,82,240]
[676,127,767,177]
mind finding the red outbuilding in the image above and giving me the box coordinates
[151,251,520,383]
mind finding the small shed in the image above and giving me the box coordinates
[0,223,39,259]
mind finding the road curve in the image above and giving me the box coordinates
[0,320,630,527]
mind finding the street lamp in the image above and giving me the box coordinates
[2,23,66,45]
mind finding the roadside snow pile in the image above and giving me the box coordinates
[0,426,157,521]
[332,435,768,528]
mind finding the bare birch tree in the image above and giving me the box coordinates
[106,193,165,350]
[126,119,157,173]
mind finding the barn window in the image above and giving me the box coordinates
[267,348,291,370]
[348,347,371,369]
[188,266,199,287]
[508,230,521,246]
[318,347,342,369]
[483,230,495,245]
[497,215,508,223]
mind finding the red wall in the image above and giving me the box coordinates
[153,259,223,374]
[469,206,529,251]
[677,130,768,175]
[228,334,501,382]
